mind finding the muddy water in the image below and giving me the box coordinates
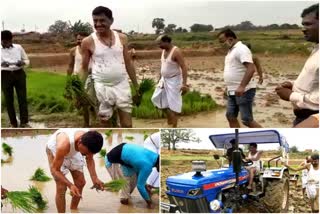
[1,132,159,213]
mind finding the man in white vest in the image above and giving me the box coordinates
[66,32,92,127]
[81,6,139,128]
[151,35,189,127]
[46,129,104,213]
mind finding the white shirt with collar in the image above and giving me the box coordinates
[1,44,30,71]
[289,44,319,111]
[223,41,256,91]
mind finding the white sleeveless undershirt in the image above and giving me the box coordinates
[160,46,181,78]
[73,46,82,74]
[90,31,127,85]
[308,164,319,183]
[47,128,89,158]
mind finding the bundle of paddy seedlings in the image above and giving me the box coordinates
[99,148,106,158]
[133,78,155,106]
[30,168,51,182]
[4,186,47,213]
[104,179,127,192]
[138,78,155,95]
[2,143,13,156]
[64,75,96,110]
[125,136,134,141]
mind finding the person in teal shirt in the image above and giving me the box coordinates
[105,143,159,208]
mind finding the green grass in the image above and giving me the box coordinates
[1,70,218,120]
[2,143,13,156]
[30,168,51,182]
[104,179,127,192]
[132,88,217,119]
[161,159,172,166]
[5,186,47,213]
[129,30,312,55]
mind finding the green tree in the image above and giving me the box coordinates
[48,20,70,34]
[190,24,214,32]
[290,146,299,153]
[152,18,165,34]
[161,129,200,150]
[69,20,93,35]
[164,24,176,34]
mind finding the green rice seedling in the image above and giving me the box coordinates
[5,186,47,213]
[2,143,13,156]
[100,148,106,158]
[64,75,96,111]
[143,131,149,141]
[30,168,51,182]
[105,130,113,138]
[139,78,155,94]
[104,179,127,192]
[125,136,134,141]
[28,186,47,210]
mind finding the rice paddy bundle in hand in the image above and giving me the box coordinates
[133,78,155,107]
[100,148,106,158]
[138,78,155,94]
[2,143,13,156]
[64,75,95,110]
[30,168,51,182]
[5,186,47,213]
[104,179,127,192]
[125,136,134,141]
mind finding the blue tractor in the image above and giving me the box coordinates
[161,130,290,213]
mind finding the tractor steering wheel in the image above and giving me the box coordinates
[242,159,253,167]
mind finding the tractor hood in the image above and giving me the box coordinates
[209,130,289,152]
[166,167,247,187]
[166,167,248,199]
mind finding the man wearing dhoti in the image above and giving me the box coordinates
[151,35,188,127]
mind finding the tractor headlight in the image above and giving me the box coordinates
[210,200,222,211]
[272,171,281,177]
[187,188,202,196]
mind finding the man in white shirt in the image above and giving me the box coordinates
[218,29,262,128]
[276,4,319,127]
[1,30,30,128]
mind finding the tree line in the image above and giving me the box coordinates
[151,18,300,34]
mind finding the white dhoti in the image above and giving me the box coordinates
[94,79,132,121]
[151,75,182,113]
[147,168,159,188]
[144,132,160,188]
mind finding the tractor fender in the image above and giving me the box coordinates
[263,167,289,179]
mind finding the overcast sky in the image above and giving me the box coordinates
[175,128,319,151]
[1,0,317,33]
